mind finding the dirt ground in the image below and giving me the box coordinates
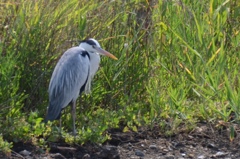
[3,122,240,159]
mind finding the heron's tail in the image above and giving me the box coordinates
[44,103,62,122]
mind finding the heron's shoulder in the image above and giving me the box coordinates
[65,47,84,54]
[57,47,89,66]
[64,47,89,57]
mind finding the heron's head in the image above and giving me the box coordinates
[79,38,118,60]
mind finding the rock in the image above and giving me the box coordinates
[188,153,195,158]
[103,145,118,151]
[149,144,157,149]
[163,148,168,152]
[179,149,185,153]
[165,154,174,159]
[181,153,186,157]
[19,150,31,156]
[50,153,66,159]
[212,151,228,157]
[128,142,134,150]
[82,154,91,159]
[197,155,206,159]
[99,145,120,159]
[174,142,185,148]
[135,149,144,157]
[207,143,218,151]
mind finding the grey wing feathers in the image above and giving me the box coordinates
[45,47,90,121]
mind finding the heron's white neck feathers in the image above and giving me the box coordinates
[80,47,100,94]
[84,53,100,94]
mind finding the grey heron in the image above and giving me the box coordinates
[45,38,118,135]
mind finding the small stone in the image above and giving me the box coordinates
[175,142,185,148]
[188,135,194,139]
[82,154,90,159]
[213,151,228,157]
[163,148,168,152]
[51,153,65,159]
[207,143,218,151]
[128,142,133,150]
[149,144,157,149]
[99,145,119,159]
[19,150,31,156]
[181,153,186,157]
[179,149,185,153]
[103,145,117,151]
[165,154,174,159]
[128,142,133,146]
[197,155,205,159]
[135,149,144,157]
[188,153,195,158]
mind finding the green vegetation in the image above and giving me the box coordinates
[0,0,239,153]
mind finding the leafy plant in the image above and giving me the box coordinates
[0,134,12,156]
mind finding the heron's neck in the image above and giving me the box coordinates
[88,52,100,74]
[84,51,100,94]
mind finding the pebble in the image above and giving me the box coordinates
[50,153,65,159]
[128,142,134,150]
[197,155,206,159]
[181,153,186,157]
[175,142,185,148]
[82,154,91,159]
[213,151,228,157]
[135,149,144,157]
[188,153,195,158]
[149,144,157,149]
[19,150,31,156]
[103,145,117,151]
[179,149,185,153]
[128,142,133,147]
[207,143,218,151]
[165,154,174,159]
[163,148,168,152]
[99,145,119,159]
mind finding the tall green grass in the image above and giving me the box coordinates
[0,0,239,149]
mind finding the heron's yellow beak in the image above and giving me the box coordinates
[96,47,118,60]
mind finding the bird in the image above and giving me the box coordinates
[45,38,118,135]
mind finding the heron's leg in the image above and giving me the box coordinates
[59,118,62,136]
[71,100,76,136]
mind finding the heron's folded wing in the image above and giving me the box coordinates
[46,47,90,121]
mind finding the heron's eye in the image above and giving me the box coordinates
[92,45,96,49]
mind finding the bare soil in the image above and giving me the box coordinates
[3,122,240,159]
